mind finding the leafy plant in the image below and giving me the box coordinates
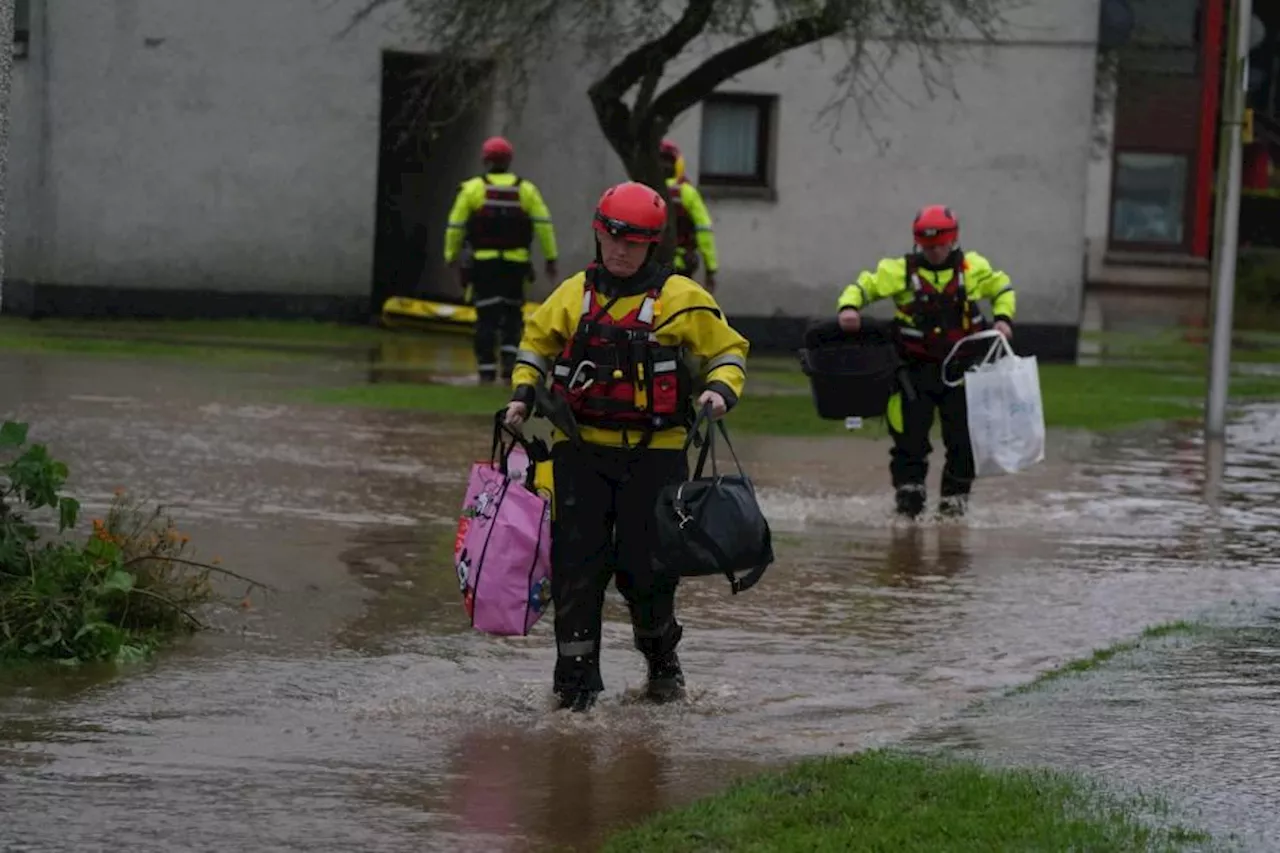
[0,420,268,666]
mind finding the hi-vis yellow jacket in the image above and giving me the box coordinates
[443,172,558,265]
[666,177,718,274]
[837,251,1016,327]
[511,271,748,450]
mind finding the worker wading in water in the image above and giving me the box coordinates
[505,181,749,712]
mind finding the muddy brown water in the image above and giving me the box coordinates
[1,347,1279,851]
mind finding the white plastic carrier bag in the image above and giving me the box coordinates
[942,329,1046,478]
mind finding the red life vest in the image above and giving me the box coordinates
[895,252,988,362]
[466,175,533,251]
[550,268,692,434]
[667,180,696,251]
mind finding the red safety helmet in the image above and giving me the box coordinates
[592,182,667,243]
[481,136,514,160]
[913,205,959,247]
[659,139,681,160]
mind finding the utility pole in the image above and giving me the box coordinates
[1205,0,1253,439]
[0,0,13,315]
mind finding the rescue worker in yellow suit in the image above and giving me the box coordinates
[836,205,1016,520]
[445,136,559,383]
[504,181,749,712]
[659,140,719,293]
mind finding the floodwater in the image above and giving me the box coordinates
[920,616,1280,852]
[1,343,1279,851]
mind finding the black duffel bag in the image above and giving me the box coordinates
[654,406,774,594]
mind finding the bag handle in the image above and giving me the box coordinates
[683,404,746,480]
[491,410,514,469]
[941,330,1014,388]
[490,410,539,489]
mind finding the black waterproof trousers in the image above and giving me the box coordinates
[549,441,688,696]
[888,360,975,499]
[470,259,527,382]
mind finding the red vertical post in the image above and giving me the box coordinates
[1192,0,1227,257]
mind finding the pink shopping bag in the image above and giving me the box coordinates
[453,414,552,636]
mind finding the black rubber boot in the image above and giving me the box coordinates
[938,494,969,519]
[555,688,600,713]
[894,485,926,519]
[644,651,686,703]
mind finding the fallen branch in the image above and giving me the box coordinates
[123,555,276,592]
[128,587,208,630]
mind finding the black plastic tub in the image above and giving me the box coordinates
[797,319,902,420]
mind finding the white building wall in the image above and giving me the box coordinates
[664,0,1102,326]
[6,0,1100,332]
[8,0,417,294]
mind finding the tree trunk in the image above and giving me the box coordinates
[590,90,679,264]
[625,145,678,266]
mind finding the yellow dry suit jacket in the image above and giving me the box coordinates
[837,250,1016,340]
[511,271,748,451]
[443,172,559,265]
[666,177,719,274]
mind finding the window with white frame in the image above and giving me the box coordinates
[698,93,776,188]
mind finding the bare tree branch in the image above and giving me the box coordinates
[588,0,719,169]
[650,8,846,123]
[589,0,717,102]
[129,587,208,630]
[350,0,1018,261]
[123,555,276,592]
[336,0,395,39]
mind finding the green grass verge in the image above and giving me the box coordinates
[2,319,1278,435]
[295,364,1280,435]
[0,317,431,366]
[601,749,1210,853]
[0,332,323,364]
[1078,327,1280,365]
[0,316,401,348]
[1008,620,1209,697]
[605,619,1227,851]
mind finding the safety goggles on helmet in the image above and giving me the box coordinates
[914,227,957,248]
[594,211,663,240]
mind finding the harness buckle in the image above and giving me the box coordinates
[566,360,596,393]
[674,484,694,529]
